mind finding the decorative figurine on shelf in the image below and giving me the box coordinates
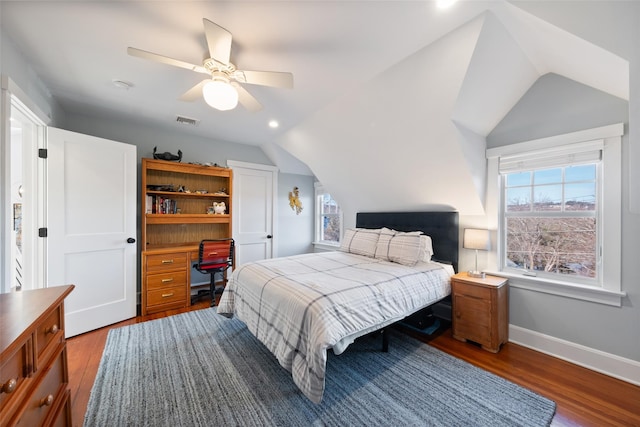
[153,146,182,162]
[288,186,303,215]
[213,201,226,214]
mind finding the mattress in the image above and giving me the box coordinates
[217,251,453,403]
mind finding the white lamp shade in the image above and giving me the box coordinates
[202,80,238,111]
[463,228,490,251]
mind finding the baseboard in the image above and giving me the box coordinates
[509,325,640,387]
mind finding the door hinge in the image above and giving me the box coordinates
[38,149,48,159]
[38,228,48,238]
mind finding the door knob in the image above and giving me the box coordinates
[266,235,273,239]
[127,237,136,244]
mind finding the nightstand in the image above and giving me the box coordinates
[451,272,508,353]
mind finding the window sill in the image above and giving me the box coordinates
[312,242,340,252]
[483,270,626,307]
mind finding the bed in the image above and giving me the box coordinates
[217,211,459,403]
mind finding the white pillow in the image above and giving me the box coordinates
[374,228,397,261]
[419,235,434,262]
[387,233,423,266]
[340,228,381,258]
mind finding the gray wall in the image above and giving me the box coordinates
[62,112,316,260]
[277,173,315,257]
[487,73,639,362]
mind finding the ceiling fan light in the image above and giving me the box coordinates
[202,80,238,111]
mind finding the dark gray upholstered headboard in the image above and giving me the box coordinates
[355,211,459,273]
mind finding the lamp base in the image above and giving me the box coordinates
[467,270,486,279]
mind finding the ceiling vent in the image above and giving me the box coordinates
[176,115,200,126]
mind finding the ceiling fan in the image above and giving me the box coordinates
[128,18,293,112]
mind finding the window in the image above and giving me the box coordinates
[486,124,624,306]
[314,183,342,247]
[502,163,599,283]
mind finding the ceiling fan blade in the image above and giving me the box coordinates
[127,47,208,74]
[237,70,294,89]
[179,80,207,101]
[235,84,263,112]
[203,18,232,65]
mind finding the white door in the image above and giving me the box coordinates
[47,128,137,337]
[228,161,277,267]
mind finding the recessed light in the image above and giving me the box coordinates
[268,120,279,129]
[436,0,458,9]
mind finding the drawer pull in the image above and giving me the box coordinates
[161,259,174,264]
[46,324,59,335]
[161,292,174,298]
[40,394,54,407]
[1,378,17,394]
[161,278,174,283]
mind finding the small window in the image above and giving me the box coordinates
[314,183,342,246]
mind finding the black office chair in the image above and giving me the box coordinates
[193,238,234,307]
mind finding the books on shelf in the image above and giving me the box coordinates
[146,195,177,214]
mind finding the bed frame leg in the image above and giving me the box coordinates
[382,328,389,352]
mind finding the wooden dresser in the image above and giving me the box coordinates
[0,285,74,427]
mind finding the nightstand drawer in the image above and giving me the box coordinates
[146,252,188,272]
[454,294,492,345]
[454,282,491,300]
[146,271,188,290]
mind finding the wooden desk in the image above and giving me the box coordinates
[141,244,234,315]
[142,246,197,315]
[0,285,74,426]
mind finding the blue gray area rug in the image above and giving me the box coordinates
[84,308,555,426]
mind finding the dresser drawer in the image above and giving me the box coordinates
[147,285,187,307]
[14,346,66,427]
[146,271,188,291]
[146,252,188,272]
[0,340,31,414]
[36,306,63,361]
[453,281,491,300]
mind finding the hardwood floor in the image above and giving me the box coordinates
[67,301,640,427]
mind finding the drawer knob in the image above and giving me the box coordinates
[161,259,174,264]
[161,292,174,298]
[161,278,174,283]
[40,394,54,407]
[1,378,17,394]
[47,324,59,335]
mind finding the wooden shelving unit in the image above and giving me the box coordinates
[140,158,233,314]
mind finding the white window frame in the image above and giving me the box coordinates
[486,124,625,306]
[313,182,342,251]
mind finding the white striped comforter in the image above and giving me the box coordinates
[216,251,452,404]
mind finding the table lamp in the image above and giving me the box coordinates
[463,228,490,278]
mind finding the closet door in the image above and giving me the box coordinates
[47,128,137,337]
[228,161,277,266]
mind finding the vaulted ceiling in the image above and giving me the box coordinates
[1,1,629,218]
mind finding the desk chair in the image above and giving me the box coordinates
[193,238,234,307]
